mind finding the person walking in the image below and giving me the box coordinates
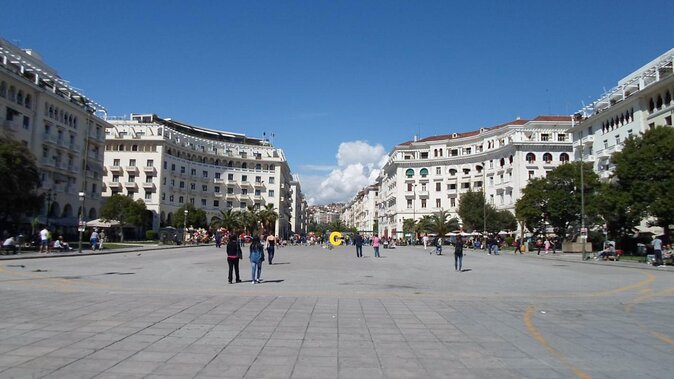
[422,234,429,250]
[454,237,464,272]
[90,229,99,251]
[652,235,664,267]
[215,231,222,248]
[39,226,49,254]
[266,234,276,265]
[249,236,264,284]
[354,232,363,257]
[434,236,443,255]
[544,238,551,254]
[226,235,242,284]
[372,234,381,258]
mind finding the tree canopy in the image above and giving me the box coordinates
[611,126,674,240]
[0,136,43,232]
[100,194,147,241]
[171,203,208,229]
[515,161,600,240]
[458,190,517,233]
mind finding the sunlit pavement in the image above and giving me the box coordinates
[0,244,672,378]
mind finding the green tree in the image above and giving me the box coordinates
[241,205,259,235]
[515,162,600,240]
[210,209,242,233]
[492,209,517,233]
[0,136,42,232]
[416,215,434,234]
[595,182,642,245]
[258,204,279,234]
[100,194,148,242]
[172,203,207,229]
[428,210,460,238]
[457,190,485,232]
[612,126,674,241]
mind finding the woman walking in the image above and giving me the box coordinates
[226,235,242,284]
[454,237,464,272]
[249,236,264,284]
[372,234,381,258]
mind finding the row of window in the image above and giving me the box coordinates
[600,108,635,134]
[0,81,32,109]
[404,153,569,177]
[402,192,514,209]
[648,89,673,113]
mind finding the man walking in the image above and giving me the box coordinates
[39,226,49,254]
[653,235,664,267]
[354,232,363,258]
[455,236,464,272]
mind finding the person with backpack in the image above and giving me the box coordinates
[249,236,265,284]
[226,235,242,284]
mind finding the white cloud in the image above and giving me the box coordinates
[302,141,388,205]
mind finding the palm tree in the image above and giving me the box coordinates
[241,206,260,235]
[429,209,460,239]
[417,215,434,234]
[258,204,279,235]
[210,209,242,232]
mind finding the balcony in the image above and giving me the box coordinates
[582,135,595,145]
[254,181,265,188]
[142,182,156,190]
[143,166,156,174]
[2,119,21,130]
[87,152,101,162]
[43,133,58,145]
[417,190,429,198]
[68,164,80,174]
[124,182,138,189]
[125,166,139,174]
[240,181,253,188]
[404,191,415,198]
[40,158,55,167]
[214,192,224,198]
[68,142,80,152]
[213,178,225,184]
[107,182,122,189]
[108,166,123,174]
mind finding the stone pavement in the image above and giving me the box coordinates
[0,244,673,378]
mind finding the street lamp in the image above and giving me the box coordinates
[45,189,53,228]
[183,209,189,244]
[412,183,417,245]
[573,115,588,260]
[78,192,85,253]
[482,162,487,248]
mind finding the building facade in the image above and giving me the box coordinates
[372,116,574,238]
[289,176,308,235]
[103,114,297,238]
[0,38,108,231]
[341,184,379,234]
[569,48,674,180]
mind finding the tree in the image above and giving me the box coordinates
[428,210,460,238]
[416,215,434,234]
[100,194,147,242]
[457,190,486,232]
[241,206,259,235]
[492,210,517,233]
[172,203,207,229]
[258,204,278,234]
[210,209,242,233]
[402,218,416,236]
[612,126,674,241]
[595,182,642,245]
[0,136,42,232]
[515,162,600,240]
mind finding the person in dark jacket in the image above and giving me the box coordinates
[249,236,264,284]
[455,237,464,272]
[226,235,242,284]
[354,233,363,257]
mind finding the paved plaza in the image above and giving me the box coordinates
[0,244,673,379]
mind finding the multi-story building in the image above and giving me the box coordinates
[0,38,108,231]
[289,176,308,235]
[374,116,574,238]
[103,114,297,238]
[341,184,379,234]
[569,47,674,180]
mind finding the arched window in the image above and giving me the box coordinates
[649,98,655,113]
[405,168,414,178]
[448,168,457,176]
[88,208,97,220]
[656,95,663,109]
[228,161,233,167]
[543,153,553,163]
[131,145,138,151]
[49,106,54,118]
[16,90,23,105]
[255,164,261,170]
[500,158,505,167]
[526,153,536,163]
[666,91,672,106]
[8,85,16,101]
[118,144,124,151]
[420,168,428,177]
[560,153,569,163]
[509,155,513,164]
[62,204,73,218]
[0,81,6,97]
[24,94,31,109]
[242,162,247,169]
[270,164,275,170]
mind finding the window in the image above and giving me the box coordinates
[113,159,120,166]
[543,153,553,163]
[144,192,152,201]
[202,170,208,178]
[420,152,428,159]
[435,199,441,208]
[112,175,119,183]
[528,170,535,179]
[255,189,261,196]
[407,199,412,209]
[268,190,275,197]
[202,184,208,192]
[180,181,185,188]
[489,176,493,186]
[228,174,234,180]
[180,166,186,174]
[558,134,566,142]
[128,191,135,199]
[603,140,608,149]
[242,188,248,195]
[146,159,154,167]
[421,183,427,191]
[541,134,550,141]
[461,182,470,189]
[242,175,247,182]
[145,176,153,183]
[162,193,166,201]
[448,169,457,176]
[407,183,414,191]
[450,197,456,207]
[201,199,207,206]
[255,176,262,183]
[190,183,196,190]
[405,169,414,178]
[525,153,536,163]
[436,167,441,175]
[435,182,441,191]
[227,187,234,194]
[448,183,456,190]
[170,195,174,202]
[667,116,672,126]
[190,198,195,205]
[214,200,219,207]
[191,168,196,176]
[421,199,427,208]
[171,164,176,171]
[615,135,620,145]
[214,186,220,193]
[227,201,233,208]
[128,175,136,183]
[179,196,184,204]
[420,168,428,177]
[268,177,275,184]
[240,202,246,209]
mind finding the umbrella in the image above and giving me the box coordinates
[498,230,510,236]
[460,232,470,237]
[85,218,121,228]
[445,232,457,236]
[471,231,481,236]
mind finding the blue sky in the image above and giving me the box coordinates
[3,0,674,203]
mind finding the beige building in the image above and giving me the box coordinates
[374,116,574,238]
[341,184,379,234]
[289,176,308,235]
[0,38,108,231]
[103,114,298,238]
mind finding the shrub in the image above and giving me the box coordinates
[145,230,158,240]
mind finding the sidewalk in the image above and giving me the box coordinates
[0,243,209,261]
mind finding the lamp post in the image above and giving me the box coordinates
[482,162,487,248]
[78,192,85,254]
[412,183,417,245]
[573,115,588,260]
[45,189,53,228]
[183,209,189,244]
